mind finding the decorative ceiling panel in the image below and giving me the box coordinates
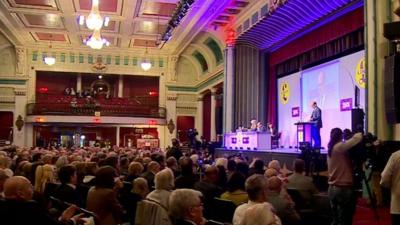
[78,0,118,13]
[134,21,166,35]
[11,0,57,8]
[21,13,64,28]
[141,2,176,17]
[34,32,67,42]
[130,39,157,48]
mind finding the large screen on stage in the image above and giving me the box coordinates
[277,50,366,149]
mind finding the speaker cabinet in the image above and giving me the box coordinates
[351,108,365,132]
[384,54,400,124]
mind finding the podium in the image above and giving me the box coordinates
[294,122,314,146]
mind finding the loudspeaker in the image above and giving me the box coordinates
[351,108,364,132]
[384,54,400,124]
[384,22,400,40]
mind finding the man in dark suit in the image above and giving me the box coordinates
[310,101,322,148]
[54,165,84,208]
[0,176,80,225]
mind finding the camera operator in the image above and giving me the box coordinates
[187,128,199,149]
[327,128,363,225]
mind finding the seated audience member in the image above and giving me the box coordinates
[249,159,265,176]
[166,156,180,178]
[216,164,228,190]
[175,157,197,189]
[267,176,300,225]
[236,161,249,178]
[35,164,55,194]
[227,159,237,178]
[119,157,130,177]
[53,165,83,207]
[141,161,160,190]
[242,202,279,225]
[0,176,80,225]
[126,161,144,183]
[194,165,223,203]
[268,160,281,174]
[121,178,149,225]
[169,189,205,225]
[233,174,281,225]
[287,159,318,205]
[0,169,9,198]
[220,172,248,206]
[86,166,123,225]
[147,168,175,209]
[265,168,279,178]
[0,156,13,177]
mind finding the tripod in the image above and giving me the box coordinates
[353,166,380,225]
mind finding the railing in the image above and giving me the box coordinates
[26,103,166,118]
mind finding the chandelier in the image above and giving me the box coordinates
[84,29,110,50]
[141,42,152,71]
[44,36,55,65]
[78,0,110,49]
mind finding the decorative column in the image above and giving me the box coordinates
[77,74,82,92]
[13,88,27,147]
[195,94,204,138]
[159,73,166,107]
[116,126,120,147]
[210,88,217,141]
[118,75,123,97]
[224,43,235,133]
[165,93,178,145]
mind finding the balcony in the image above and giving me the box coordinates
[26,102,166,118]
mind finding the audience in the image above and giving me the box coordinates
[53,165,83,207]
[169,189,205,225]
[241,202,279,225]
[233,174,281,225]
[141,161,160,190]
[147,168,175,209]
[220,172,248,206]
[287,159,318,205]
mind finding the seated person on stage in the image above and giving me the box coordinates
[268,123,277,136]
[257,122,266,132]
[287,159,318,206]
[250,119,258,131]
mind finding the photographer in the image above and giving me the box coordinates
[187,128,199,149]
[327,128,362,225]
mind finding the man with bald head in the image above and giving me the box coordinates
[0,176,79,225]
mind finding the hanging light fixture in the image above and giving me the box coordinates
[44,36,55,66]
[84,29,109,50]
[141,41,152,71]
[85,0,103,30]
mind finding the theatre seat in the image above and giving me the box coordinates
[206,198,236,223]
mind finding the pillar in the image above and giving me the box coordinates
[196,94,204,137]
[77,74,82,92]
[118,75,123,97]
[13,88,27,147]
[116,126,120,147]
[165,93,178,145]
[224,44,235,133]
[159,73,166,107]
[210,88,217,141]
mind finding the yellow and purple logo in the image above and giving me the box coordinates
[355,58,366,89]
[280,82,290,104]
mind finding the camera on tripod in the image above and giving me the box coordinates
[187,128,199,148]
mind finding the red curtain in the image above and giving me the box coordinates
[177,116,195,142]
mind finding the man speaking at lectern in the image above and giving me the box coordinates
[310,101,322,148]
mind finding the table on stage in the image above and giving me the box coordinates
[224,131,271,150]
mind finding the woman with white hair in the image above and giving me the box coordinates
[147,168,175,209]
[169,189,205,225]
[241,203,280,225]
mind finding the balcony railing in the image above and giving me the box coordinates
[27,103,166,118]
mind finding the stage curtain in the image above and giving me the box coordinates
[234,44,266,129]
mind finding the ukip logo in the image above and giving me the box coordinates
[280,82,290,104]
[355,58,366,89]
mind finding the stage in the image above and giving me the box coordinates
[214,148,327,171]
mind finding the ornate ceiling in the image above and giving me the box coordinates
[0,0,247,54]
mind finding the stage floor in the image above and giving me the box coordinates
[214,147,327,171]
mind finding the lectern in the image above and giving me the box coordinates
[294,122,314,146]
